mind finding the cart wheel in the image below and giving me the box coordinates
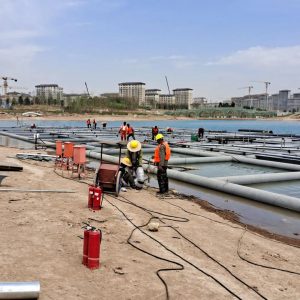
[115,170,122,196]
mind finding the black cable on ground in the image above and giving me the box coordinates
[106,202,184,300]
[237,229,300,276]
[163,198,300,274]
[163,195,300,249]
[111,194,268,300]
[51,170,297,298]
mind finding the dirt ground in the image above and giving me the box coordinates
[0,146,300,300]
[1,110,299,122]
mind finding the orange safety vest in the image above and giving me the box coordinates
[127,127,133,134]
[154,142,171,163]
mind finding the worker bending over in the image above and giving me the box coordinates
[120,157,137,189]
[122,140,145,189]
[153,134,171,194]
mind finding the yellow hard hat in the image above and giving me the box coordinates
[127,140,141,152]
[121,157,132,167]
[155,133,164,141]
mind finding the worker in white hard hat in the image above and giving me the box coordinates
[125,140,145,190]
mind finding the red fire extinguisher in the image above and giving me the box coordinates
[82,223,102,270]
[88,185,95,208]
[92,186,103,210]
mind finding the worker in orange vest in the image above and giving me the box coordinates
[119,121,128,141]
[126,124,135,141]
[153,134,171,194]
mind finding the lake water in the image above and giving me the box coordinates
[1,119,300,134]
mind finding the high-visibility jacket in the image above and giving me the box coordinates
[120,125,127,134]
[154,142,171,163]
[127,127,134,135]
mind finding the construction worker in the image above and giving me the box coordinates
[126,124,135,141]
[198,128,204,139]
[152,125,159,140]
[125,140,145,189]
[86,119,91,128]
[119,121,128,141]
[93,119,97,130]
[153,134,171,194]
[119,157,136,189]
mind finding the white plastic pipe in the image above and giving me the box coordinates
[168,156,233,165]
[172,146,300,171]
[217,171,300,185]
[146,165,300,212]
[0,281,40,299]
[3,131,300,212]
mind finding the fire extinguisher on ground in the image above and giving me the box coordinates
[82,223,102,270]
[88,185,103,210]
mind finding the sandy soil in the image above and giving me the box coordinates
[0,111,187,122]
[0,146,300,300]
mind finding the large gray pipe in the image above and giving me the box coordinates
[217,171,300,185]
[173,146,300,171]
[171,148,224,157]
[3,131,300,212]
[0,281,40,299]
[145,165,300,212]
[168,156,232,165]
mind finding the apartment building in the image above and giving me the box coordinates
[158,94,175,109]
[0,92,33,107]
[231,89,300,112]
[173,88,193,109]
[190,97,207,109]
[35,84,63,103]
[145,89,161,108]
[118,82,145,105]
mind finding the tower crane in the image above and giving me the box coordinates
[239,86,253,108]
[1,76,17,96]
[251,81,271,110]
[165,75,171,95]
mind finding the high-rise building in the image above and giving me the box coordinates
[35,84,63,103]
[118,82,145,105]
[158,94,175,109]
[173,88,193,109]
[145,89,161,108]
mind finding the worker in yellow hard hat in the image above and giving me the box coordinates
[154,133,171,194]
[123,140,145,189]
[119,157,136,189]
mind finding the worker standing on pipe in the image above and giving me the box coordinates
[152,126,159,140]
[154,134,171,194]
[126,124,135,140]
[119,121,128,141]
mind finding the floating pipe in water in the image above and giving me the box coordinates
[217,171,300,185]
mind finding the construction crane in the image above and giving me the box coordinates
[239,86,253,108]
[165,75,171,95]
[251,81,271,110]
[85,82,91,98]
[1,76,17,95]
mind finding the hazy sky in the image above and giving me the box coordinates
[1,0,300,100]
